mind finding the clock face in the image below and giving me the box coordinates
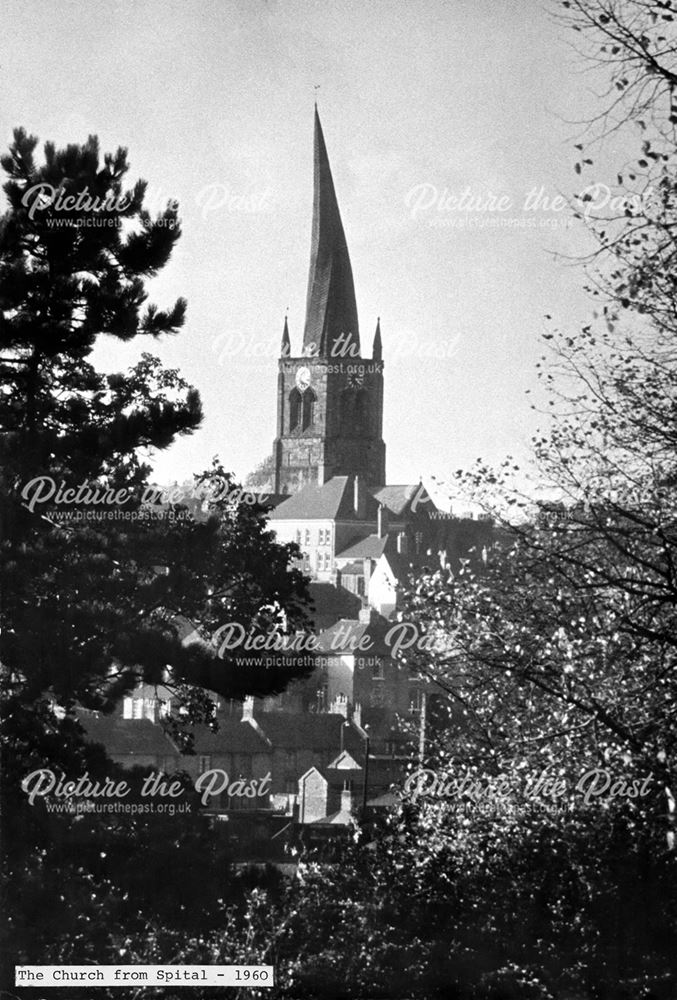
[295,366,311,392]
[346,370,365,388]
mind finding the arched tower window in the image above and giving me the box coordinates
[289,388,302,432]
[302,388,316,430]
[341,389,367,435]
[354,390,366,433]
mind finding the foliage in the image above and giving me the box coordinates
[0,132,313,992]
[245,454,276,492]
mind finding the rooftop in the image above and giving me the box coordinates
[316,614,394,657]
[78,712,178,757]
[271,476,378,521]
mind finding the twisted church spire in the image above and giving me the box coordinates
[302,108,360,358]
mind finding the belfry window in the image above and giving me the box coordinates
[302,388,316,430]
[354,391,366,433]
[341,389,366,434]
[289,389,302,431]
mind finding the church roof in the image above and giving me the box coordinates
[270,476,377,521]
[303,108,360,357]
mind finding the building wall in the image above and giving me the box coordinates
[299,769,328,823]
[268,517,336,579]
[268,515,378,582]
[109,753,169,770]
[176,750,273,811]
[273,356,386,493]
[368,556,399,617]
[325,653,356,706]
[270,747,341,795]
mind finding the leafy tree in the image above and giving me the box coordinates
[0,129,313,718]
[558,0,677,327]
[245,453,276,492]
[191,6,677,995]
[0,131,313,987]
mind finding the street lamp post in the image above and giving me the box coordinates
[361,729,370,818]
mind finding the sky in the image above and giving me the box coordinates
[2,0,626,497]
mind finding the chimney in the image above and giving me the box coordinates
[330,693,349,718]
[341,788,353,813]
[358,605,373,625]
[242,696,254,722]
[377,503,388,538]
[352,702,362,728]
[353,475,366,519]
[363,557,373,594]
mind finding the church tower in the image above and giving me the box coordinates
[273,109,386,494]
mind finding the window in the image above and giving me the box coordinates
[354,391,366,433]
[341,388,366,434]
[318,528,325,545]
[289,389,302,431]
[410,689,426,713]
[372,660,385,680]
[295,529,302,545]
[302,388,316,430]
[198,755,212,775]
[132,699,143,719]
[357,576,365,596]
[305,529,311,545]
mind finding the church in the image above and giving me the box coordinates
[262,108,490,622]
[81,109,492,834]
[272,107,386,494]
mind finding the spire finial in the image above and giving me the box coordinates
[281,313,291,358]
[372,316,382,361]
[303,105,360,358]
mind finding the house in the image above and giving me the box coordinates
[76,711,179,772]
[298,749,407,827]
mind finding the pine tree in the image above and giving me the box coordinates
[0,129,315,984]
[0,129,313,754]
